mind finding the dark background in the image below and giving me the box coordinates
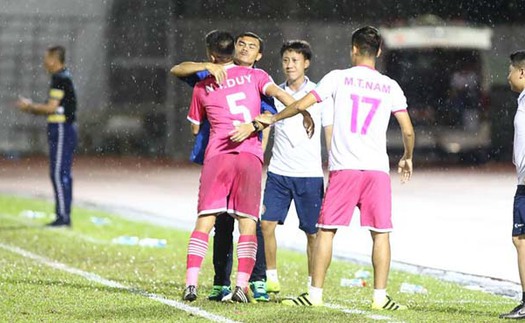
[1,0,524,163]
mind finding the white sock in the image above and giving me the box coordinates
[266,269,278,282]
[308,285,323,304]
[373,289,387,304]
[307,276,312,288]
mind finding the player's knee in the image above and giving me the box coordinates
[261,220,276,233]
[305,232,317,243]
[317,228,337,240]
[370,231,389,242]
[512,235,525,248]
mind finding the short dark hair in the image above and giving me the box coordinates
[351,26,382,57]
[47,45,66,64]
[280,40,312,60]
[205,30,234,62]
[510,50,525,69]
[235,32,264,53]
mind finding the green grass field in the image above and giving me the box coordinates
[0,194,516,322]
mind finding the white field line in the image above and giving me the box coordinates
[428,299,514,304]
[3,211,402,321]
[3,212,395,322]
[0,242,239,323]
[325,303,400,322]
[340,297,515,306]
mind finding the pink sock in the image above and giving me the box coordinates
[185,230,209,286]
[236,234,257,289]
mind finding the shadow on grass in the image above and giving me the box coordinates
[406,303,504,320]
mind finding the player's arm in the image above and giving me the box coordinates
[16,96,60,115]
[190,124,200,136]
[260,112,272,152]
[256,91,317,137]
[263,84,315,137]
[323,125,333,153]
[187,86,206,136]
[230,119,265,143]
[231,84,315,143]
[170,61,226,84]
[394,111,415,183]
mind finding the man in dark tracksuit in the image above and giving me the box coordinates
[16,45,77,227]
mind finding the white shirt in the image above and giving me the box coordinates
[268,77,334,177]
[513,89,525,184]
[311,66,407,173]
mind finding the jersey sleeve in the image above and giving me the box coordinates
[390,80,408,113]
[260,95,277,114]
[310,70,339,103]
[319,96,335,127]
[254,69,274,97]
[187,86,205,124]
[49,75,66,101]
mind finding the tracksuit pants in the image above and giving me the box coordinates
[47,122,77,222]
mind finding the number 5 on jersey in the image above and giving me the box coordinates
[350,94,381,135]
[227,92,251,126]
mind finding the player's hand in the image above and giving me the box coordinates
[15,96,32,112]
[397,158,413,183]
[229,122,255,142]
[255,113,274,126]
[205,63,227,85]
[301,110,314,139]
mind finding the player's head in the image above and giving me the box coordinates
[280,40,312,83]
[350,26,382,64]
[234,32,263,67]
[204,30,234,64]
[509,50,525,93]
[44,45,65,73]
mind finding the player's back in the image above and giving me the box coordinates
[190,64,273,162]
[318,66,407,173]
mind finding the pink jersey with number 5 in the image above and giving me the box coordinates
[187,64,274,163]
[311,65,407,173]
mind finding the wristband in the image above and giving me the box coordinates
[251,120,261,132]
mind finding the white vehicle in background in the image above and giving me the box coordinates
[380,17,493,163]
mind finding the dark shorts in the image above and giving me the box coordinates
[513,185,525,236]
[261,172,323,234]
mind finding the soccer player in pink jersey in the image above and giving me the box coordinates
[182,30,312,303]
[172,32,277,302]
[257,26,415,310]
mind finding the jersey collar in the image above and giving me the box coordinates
[283,76,310,94]
[519,89,525,105]
[224,63,236,70]
[355,64,377,71]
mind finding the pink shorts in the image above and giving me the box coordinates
[318,170,392,232]
[198,152,262,221]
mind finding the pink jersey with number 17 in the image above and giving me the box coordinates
[187,64,274,163]
[311,65,408,173]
